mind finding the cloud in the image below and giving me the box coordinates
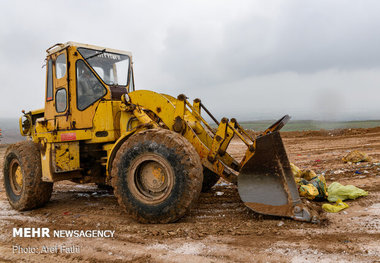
[159,0,380,85]
[0,0,379,120]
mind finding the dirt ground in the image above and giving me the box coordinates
[0,128,379,262]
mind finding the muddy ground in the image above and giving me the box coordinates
[0,128,379,262]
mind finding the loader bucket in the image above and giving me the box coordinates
[238,131,317,222]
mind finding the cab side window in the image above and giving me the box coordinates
[76,60,106,110]
[46,59,53,101]
[56,89,67,113]
[56,54,67,79]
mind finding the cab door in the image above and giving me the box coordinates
[53,50,70,130]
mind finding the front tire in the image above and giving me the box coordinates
[3,141,53,210]
[111,129,203,223]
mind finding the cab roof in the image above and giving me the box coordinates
[46,42,132,57]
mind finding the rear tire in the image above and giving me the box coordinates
[111,128,203,223]
[3,141,53,210]
[201,167,220,192]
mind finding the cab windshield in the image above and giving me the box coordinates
[78,47,130,86]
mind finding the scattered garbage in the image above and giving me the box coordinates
[215,191,224,196]
[342,150,372,163]
[327,182,368,202]
[322,199,349,213]
[291,162,369,212]
[299,174,328,201]
[291,163,328,201]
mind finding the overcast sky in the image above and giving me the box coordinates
[1,0,380,121]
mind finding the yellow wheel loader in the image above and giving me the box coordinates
[3,42,318,223]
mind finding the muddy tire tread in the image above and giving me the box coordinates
[111,128,203,223]
[3,141,53,210]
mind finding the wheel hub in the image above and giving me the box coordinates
[139,161,167,193]
[128,153,174,204]
[10,159,23,195]
[15,167,23,187]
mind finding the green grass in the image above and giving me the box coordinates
[239,120,380,132]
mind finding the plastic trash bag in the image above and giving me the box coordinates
[290,163,302,177]
[309,174,328,200]
[291,163,328,200]
[327,182,368,202]
[301,170,317,181]
[322,199,349,213]
[342,150,372,163]
[290,163,317,181]
[299,184,319,200]
[298,174,328,201]
[294,177,308,185]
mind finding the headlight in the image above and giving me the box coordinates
[122,93,130,104]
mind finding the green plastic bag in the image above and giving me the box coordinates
[327,182,368,202]
[322,199,349,213]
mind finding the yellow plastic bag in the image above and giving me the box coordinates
[299,184,319,200]
[342,150,372,163]
[327,182,368,202]
[290,163,302,178]
[322,199,349,213]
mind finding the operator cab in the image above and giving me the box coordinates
[43,42,134,130]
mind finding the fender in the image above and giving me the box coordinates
[105,127,145,178]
